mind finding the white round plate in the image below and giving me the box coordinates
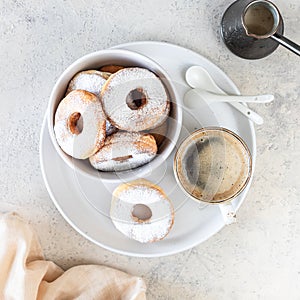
[40,41,256,257]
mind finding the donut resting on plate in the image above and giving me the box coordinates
[110,179,174,243]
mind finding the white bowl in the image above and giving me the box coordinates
[47,49,183,182]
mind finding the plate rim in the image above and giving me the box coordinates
[40,41,256,257]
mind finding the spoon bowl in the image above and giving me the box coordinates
[186,66,224,93]
[185,66,269,125]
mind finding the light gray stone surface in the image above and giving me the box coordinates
[0,0,299,299]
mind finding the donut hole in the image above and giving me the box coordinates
[131,204,152,222]
[126,88,147,110]
[68,112,83,135]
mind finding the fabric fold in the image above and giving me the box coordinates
[0,212,146,300]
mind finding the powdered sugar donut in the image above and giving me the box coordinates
[110,179,174,243]
[66,70,118,136]
[66,70,111,96]
[54,90,106,159]
[101,67,170,131]
[89,132,157,172]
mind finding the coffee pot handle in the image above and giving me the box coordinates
[271,33,300,56]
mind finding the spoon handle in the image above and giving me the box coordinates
[201,91,274,103]
[196,89,266,125]
[230,102,264,125]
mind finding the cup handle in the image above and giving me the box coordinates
[219,202,236,225]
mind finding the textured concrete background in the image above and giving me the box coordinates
[0,0,300,299]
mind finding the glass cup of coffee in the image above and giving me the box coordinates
[174,127,252,224]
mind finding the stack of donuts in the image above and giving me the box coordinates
[54,65,170,172]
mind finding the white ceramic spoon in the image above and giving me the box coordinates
[185,89,274,107]
[185,66,268,125]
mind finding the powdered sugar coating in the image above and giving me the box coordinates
[89,132,157,171]
[101,67,170,131]
[54,90,106,159]
[66,70,117,137]
[66,70,110,96]
[110,179,174,243]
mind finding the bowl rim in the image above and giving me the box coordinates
[47,48,183,182]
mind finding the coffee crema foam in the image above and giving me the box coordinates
[244,3,275,36]
[175,129,251,203]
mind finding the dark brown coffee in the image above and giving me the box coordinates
[174,128,251,203]
[244,3,275,36]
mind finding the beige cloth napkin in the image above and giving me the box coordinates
[0,212,146,300]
